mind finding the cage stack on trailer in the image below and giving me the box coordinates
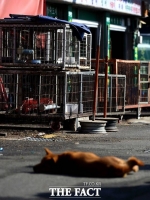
[0,14,126,130]
[0,14,94,130]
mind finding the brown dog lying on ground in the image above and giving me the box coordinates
[33,148,144,178]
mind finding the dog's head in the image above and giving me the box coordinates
[33,148,56,173]
[127,156,144,172]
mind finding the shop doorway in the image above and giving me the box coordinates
[110,31,125,59]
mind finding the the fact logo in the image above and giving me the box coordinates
[49,182,101,198]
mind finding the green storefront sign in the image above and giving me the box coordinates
[47,5,57,17]
[106,17,110,59]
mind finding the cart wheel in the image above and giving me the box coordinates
[63,118,77,131]
[51,121,61,131]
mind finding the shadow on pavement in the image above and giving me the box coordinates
[140,164,150,170]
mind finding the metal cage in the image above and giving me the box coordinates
[0,70,126,121]
[0,17,91,70]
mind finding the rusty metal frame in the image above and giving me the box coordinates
[91,58,150,117]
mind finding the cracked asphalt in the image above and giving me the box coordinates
[0,120,150,200]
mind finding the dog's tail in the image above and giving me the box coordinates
[44,147,53,155]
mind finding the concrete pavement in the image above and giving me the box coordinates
[0,122,150,199]
[126,117,150,125]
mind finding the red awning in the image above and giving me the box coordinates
[0,0,46,19]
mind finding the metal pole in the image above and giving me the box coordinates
[63,72,67,118]
[39,75,41,105]
[79,73,82,113]
[93,24,101,121]
[104,55,108,118]
[13,27,16,63]
[16,74,19,109]
[63,27,66,70]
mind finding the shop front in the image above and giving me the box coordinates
[0,0,142,61]
[71,0,142,60]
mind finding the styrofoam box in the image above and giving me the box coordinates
[65,104,83,114]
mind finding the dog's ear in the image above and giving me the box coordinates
[44,148,53,155]
[127,157,144,167]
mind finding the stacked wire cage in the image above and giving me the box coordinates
[0,15,91,70]
[0,14,93,129]
[0,15,126,130]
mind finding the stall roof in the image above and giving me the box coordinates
[4,14,91,41]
